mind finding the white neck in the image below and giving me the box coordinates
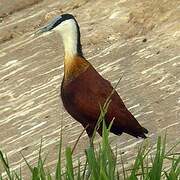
[54,19,78,59]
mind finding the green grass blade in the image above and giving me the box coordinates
[55,140,62,180]
[129,147,144,179]
[32,167,40,180]
[14,171,21,180]
[165,141,180,157]
[77,159,81,180]
[20,152,33,173]
[82,159,88,180]
[0,151,13,180]
[164,155,180,179]
[120,152,126,180]
[86,147,99,179]
[100,169,109,180]
[148,136,166,179]
[37,152,46,180]
[65,147,74,180]
[47,171,52,180]
[37,138,46,180]
[0,151,9,170]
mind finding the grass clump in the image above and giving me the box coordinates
[0,122,179,179]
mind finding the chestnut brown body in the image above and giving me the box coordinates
[61,56,148,138]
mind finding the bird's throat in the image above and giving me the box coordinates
[63,34,78,59]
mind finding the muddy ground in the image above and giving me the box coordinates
[0,0,179,178]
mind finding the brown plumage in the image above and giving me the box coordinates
[39,14,148,139]
[61,56,148,138]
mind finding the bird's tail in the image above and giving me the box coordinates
[138,127,148,139]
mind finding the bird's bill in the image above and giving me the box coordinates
[34,15,62,35]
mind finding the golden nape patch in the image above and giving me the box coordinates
[63,55,90,84]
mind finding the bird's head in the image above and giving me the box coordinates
[36,13,83,57]
[36,14,78,36]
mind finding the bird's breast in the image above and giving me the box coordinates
[61,64,115,122]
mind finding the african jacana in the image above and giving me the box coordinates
[38,14,148,141]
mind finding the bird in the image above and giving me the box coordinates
[37,14,148,142]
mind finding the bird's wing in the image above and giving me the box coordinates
[62,64,148,137]
[62,65,126,121]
